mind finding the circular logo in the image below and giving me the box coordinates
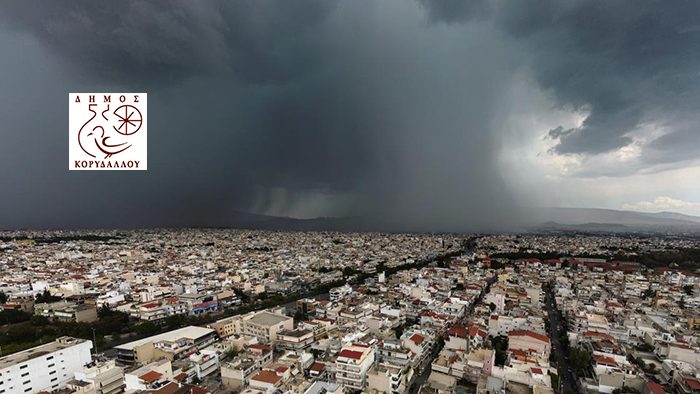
[113,104,143,135]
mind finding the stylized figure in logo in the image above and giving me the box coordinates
[78,103,142,158]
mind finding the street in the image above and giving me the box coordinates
[544,283,577,393]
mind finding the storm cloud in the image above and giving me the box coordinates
[0,1,699,230]
[422,0,700,160]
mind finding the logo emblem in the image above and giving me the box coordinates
[69,93,147,170]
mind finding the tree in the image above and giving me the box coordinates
[641,288,656,300]
[222,348,238,360]
[35,289,61,303]
[343,266,357,276]
[0,309,31,325]
[98,304,112,318]
[683,284,694,295]
[491,336,509,366]
[395,324,405,339]
[134,321,160,337]
[569,346,592,374]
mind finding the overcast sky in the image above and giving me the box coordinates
[0,0,699,230]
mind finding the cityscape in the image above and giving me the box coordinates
[1,1,700,394]
[0,230,698,394]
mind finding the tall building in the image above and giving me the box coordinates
[0,336,93,394]
[335,343,375,391]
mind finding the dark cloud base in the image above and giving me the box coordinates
[0,1,699,231]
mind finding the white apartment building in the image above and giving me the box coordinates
[71,360,125,394]
[335,343,375,391]
[368,363,413,394]
[0,336,93,394]
[329,284,353,302]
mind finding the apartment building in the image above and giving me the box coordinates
[114,326,216,365]
[329,284,353,302]
[70,360,125,394]
[33,301,98,323]
[212,310,293,344]
[0,337,93,394]
[335,343,375,391]
[367,363,413,394]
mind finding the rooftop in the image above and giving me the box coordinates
[248,311,290,327]
[0,336,90,370]
[114,326,214,351]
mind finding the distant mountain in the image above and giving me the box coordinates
[530,207,700,233]
[223,207,700,234]
[646,211,700,224]
[227,211,371,232]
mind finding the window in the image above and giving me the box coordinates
[20,373,28,377]
[22,381,30,385]
[19,365,27,370]
[48,364,55,368]
[50,378,57,382]
[46,356,54,360]
[49,371,56,375]
[24,388,31,392]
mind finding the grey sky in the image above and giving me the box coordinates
[0,0,699,230]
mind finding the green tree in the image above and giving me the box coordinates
[569,346,592,374]
[35,289,61,303]
[641,288,656,299]
[491,336,509,366]
[343,266,357,276]
[222,348,238,360]
[0,310,32,325]
[134,321,160,337]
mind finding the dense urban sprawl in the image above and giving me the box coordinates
[0,230,698,394]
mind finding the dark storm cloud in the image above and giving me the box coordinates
[0,0,524,231]
[423,0,700,162]
[2,1,699,231]
[0,1,335,86]
[417,0,489,24]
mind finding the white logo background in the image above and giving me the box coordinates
[69,93,147,170]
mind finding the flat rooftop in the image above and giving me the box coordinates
[0,336,89,370]
[114,326,214,351]
[248,311,289,327]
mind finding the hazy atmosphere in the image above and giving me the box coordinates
[1,0,700,230]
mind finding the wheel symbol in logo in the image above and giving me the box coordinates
[113,104,143,135]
